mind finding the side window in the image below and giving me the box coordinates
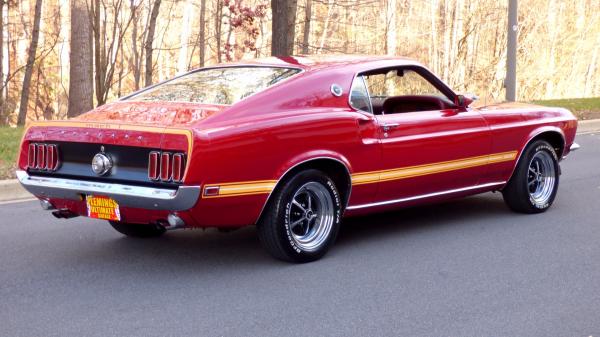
[363,69,445,99]
[362,68,454,115]
[349,76,372,113]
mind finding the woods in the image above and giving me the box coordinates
[2,0,600,126]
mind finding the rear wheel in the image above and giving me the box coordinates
[502,140,560,213]
[257,169,342,263]
[109,221,166,238]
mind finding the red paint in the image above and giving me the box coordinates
[19,56,578,228]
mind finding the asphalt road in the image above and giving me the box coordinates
[1,134,599,337]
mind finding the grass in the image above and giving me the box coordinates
[0,127,23,179]
[533,97,600,120]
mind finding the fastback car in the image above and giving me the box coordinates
[17,55,579,262]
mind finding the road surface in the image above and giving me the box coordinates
[1,134,599,337]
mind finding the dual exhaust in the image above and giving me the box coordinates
[40,199,186,230]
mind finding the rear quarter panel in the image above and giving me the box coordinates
[186,109,380,227]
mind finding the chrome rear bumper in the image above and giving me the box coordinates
[16,170,200,211]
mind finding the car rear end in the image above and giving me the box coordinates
[16,121,200,229]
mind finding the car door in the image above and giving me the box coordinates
[361,66,492,202]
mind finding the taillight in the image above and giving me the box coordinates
[46,144,59,170]
[148,151,185,183]
[28,144,36,168]
[148,152,160,180]
[172,153,184,182]
[36,144,45,169]
[28,143,59,171]
[160,152,171,181]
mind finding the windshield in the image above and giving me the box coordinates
[127,66,301,105]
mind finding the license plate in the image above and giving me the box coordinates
[86,195,121,221]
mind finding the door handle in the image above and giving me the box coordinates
[381,123,400,132]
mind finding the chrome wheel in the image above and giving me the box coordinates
[527,151,557,206]
[287,182,335,252]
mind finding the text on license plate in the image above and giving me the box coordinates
[86,195,121,221]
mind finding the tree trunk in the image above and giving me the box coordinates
[198,0,206,67]
[301,0,311,54]
[17,0,42,126]
[0,0,4,117]
[385,0,397,56]
[271,0,298,56]
[144,0,161,87]
[177,0,194,73]
[215,1,223,63]
[67,0,93,118]
[130,0,141,90]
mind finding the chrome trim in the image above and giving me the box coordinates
[506,129,566,181]
[254,156,353,223]
[16,170,200,211]
[346,182,506,210]
[569,142,580,152]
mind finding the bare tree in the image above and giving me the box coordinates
[130,0,141,90]
[67,0,93,118]
[301,0,311,54]
[271,0,298,56]
[198,0,206,67]
[17,0,42,125]
[144,0,161,87]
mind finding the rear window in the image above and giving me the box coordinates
[127,66,301,105]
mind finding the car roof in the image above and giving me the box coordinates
[210,55,423,73]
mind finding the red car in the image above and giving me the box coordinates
[17,55,579,262]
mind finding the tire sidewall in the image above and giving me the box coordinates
[275,170,342,261]
[522,141,560,211]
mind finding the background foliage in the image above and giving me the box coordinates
[1,0,600,126]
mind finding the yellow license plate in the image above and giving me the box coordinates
[86,195,121,221]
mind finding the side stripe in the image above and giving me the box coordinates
[351,151,517,185]
[202,180,278,198]
[203,151,518,198]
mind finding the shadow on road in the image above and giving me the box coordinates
[61,193,511,271]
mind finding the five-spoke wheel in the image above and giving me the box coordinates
[257,169,342,262]
[503,140,560,213]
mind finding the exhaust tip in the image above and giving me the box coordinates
[40,199,55,210]
[167,213,185,229]
[51,209,79,219]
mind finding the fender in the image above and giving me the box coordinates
[504,125,566,184]
[255,151,353,224]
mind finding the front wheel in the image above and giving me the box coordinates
[257,169,342,263]
[502,140,560,213]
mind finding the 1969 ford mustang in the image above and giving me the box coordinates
[17,55,579,262]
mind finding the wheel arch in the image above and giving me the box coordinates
[505,127,565,184]
[255,155,353,224]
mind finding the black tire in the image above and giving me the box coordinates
[502,140,560,213]
[109,221,166,238]
[257,169,343,263]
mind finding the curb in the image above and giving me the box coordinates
[0,179,32,202]
[577,119,600,135]
[0,119,599,204]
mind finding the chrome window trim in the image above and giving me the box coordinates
[347,74,373,114]
[17,170,200,211]
[121,65,305,105]
[346,182,506,210]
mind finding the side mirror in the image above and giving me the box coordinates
[455,94,477,108]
